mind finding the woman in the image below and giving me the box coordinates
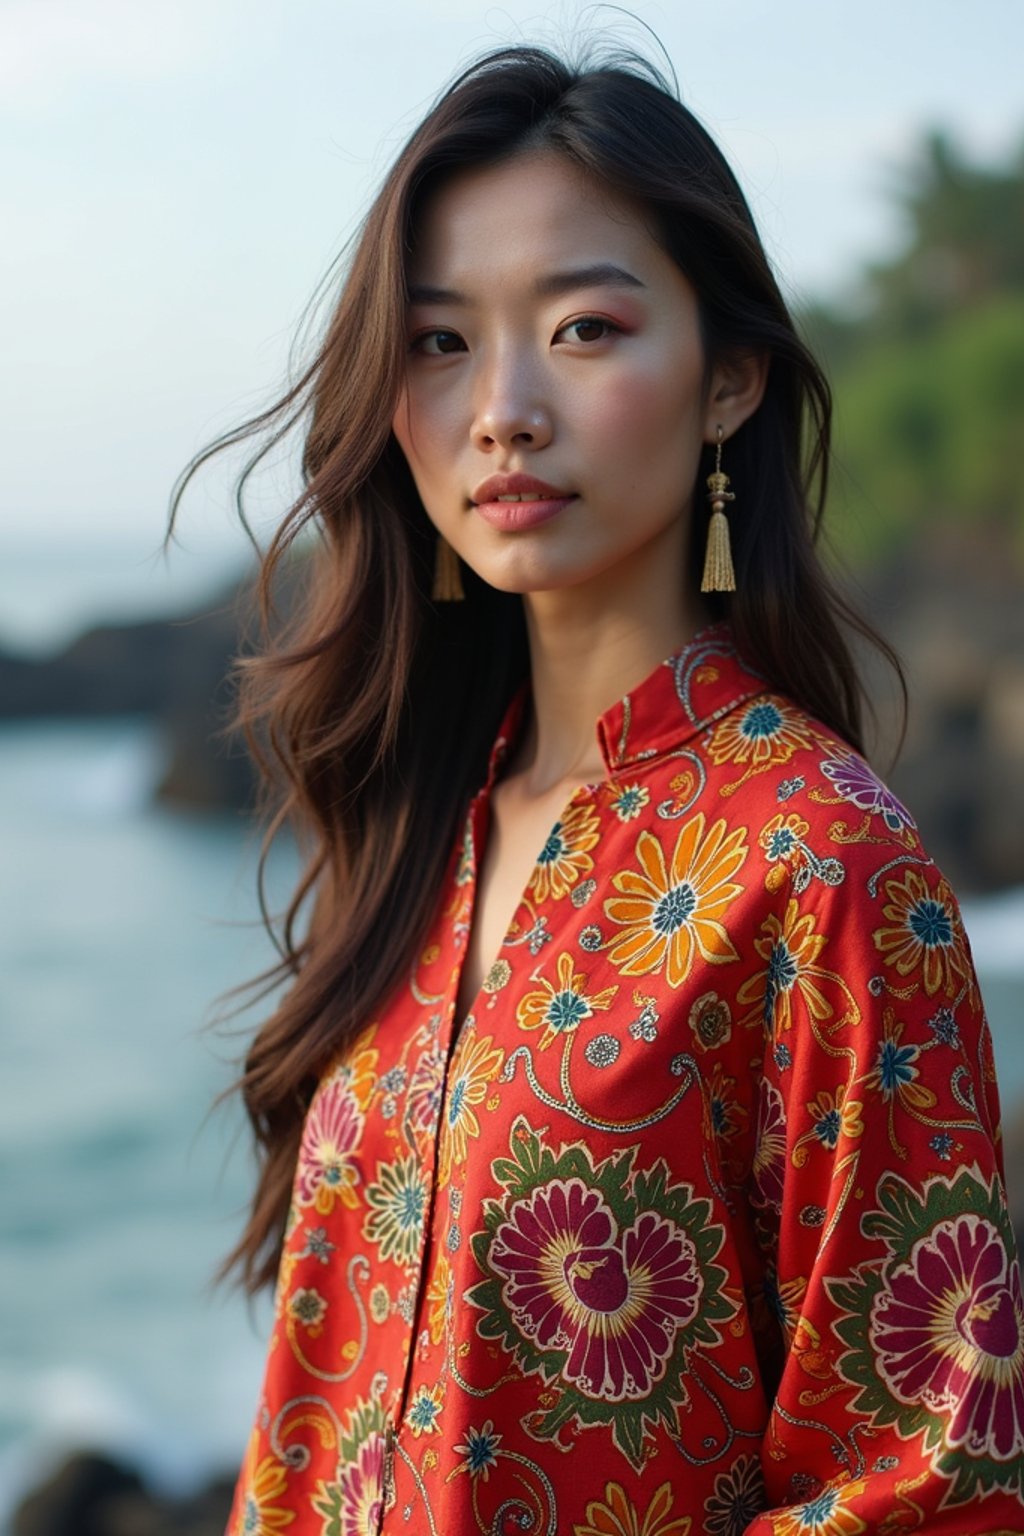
[179,45,1024,1535]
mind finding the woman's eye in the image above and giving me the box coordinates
[412,329,465,355]
[558,316,617,344]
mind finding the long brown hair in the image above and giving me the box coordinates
[171,43,901,1293]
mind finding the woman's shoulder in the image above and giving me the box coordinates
[618,665,924,884]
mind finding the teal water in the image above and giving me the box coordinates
[0,718,1021,1527]
[0,720,287,1522]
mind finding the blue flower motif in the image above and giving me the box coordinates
[447,1076,467,1126]
[407,1384,443,1435]
[545,989,590,1035]
[908,898,954,949]
[773,1041,792,1071]
[796,1487,839,1528]
[455,1420,502,1480]
[766,826,798,859]
[813,1108,841,1149]
[876,1038,919,1096]
[299,1226,335,1264]
[742,701,784,740]
[609,784,650,821]
[763,940,798,1025]
[930,1132,955,1161]
[652,881,697,934]
[537,824,566,865]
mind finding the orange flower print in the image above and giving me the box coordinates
[873,867,973,998]
[426,1251,450,1345]
[438,1029,505,1186]
[573,1478,692,1536]
[604,815,747,988]
[528,802,601,901]
[737,900,851,1036]
[707,696,814,792]
[792,1086,864,1166]
[232,1431,295,1532]
[326,1027,379,1112]
[515,951,619,1051]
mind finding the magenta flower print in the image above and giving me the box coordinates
[469,1118,734,1468]
[820,753,915,835]
[488,1175,700,1400]
[334,1431,383,1536]
[870,1213,1024,1461]
[295,1077,364,1215]
[311,1399,386,1536]
[316,1431,383,1529]
[830,1167,1024,1505]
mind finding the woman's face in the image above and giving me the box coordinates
[392,149,749,600]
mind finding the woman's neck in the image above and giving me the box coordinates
[510,546,709,795]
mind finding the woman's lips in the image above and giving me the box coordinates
[472,495,577,531]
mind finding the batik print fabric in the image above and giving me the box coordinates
[227,624,1024,1536]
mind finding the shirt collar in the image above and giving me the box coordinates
[482,622,767,790]
[596,622,767,771]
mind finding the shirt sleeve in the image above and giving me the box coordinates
[742,846,1024,1534]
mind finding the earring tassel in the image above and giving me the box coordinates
[701,509,736,593]
[432,536,465,601]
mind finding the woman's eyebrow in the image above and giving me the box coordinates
[406,263,646,306]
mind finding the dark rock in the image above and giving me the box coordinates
[11,1451,142,1536]
[11,1452,234,1536]
[0,576,259,813]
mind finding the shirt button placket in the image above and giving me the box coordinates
[378,795,483,1530]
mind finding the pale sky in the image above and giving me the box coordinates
[1,0,1022,631]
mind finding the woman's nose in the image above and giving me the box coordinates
[469,352,553,451]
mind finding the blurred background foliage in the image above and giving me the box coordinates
[804,130,1024,566]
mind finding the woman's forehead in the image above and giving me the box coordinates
[406,150,663,292]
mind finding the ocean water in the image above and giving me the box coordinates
[1,718,1022,1531]
[0,720,288,1526]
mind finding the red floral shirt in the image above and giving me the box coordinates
[228,625,1024,1536]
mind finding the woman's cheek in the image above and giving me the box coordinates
[582,360,704,459]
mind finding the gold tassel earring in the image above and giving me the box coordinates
[700,424,737,594]
[432,534,465,601]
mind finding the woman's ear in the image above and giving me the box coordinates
[703,353,769,442]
